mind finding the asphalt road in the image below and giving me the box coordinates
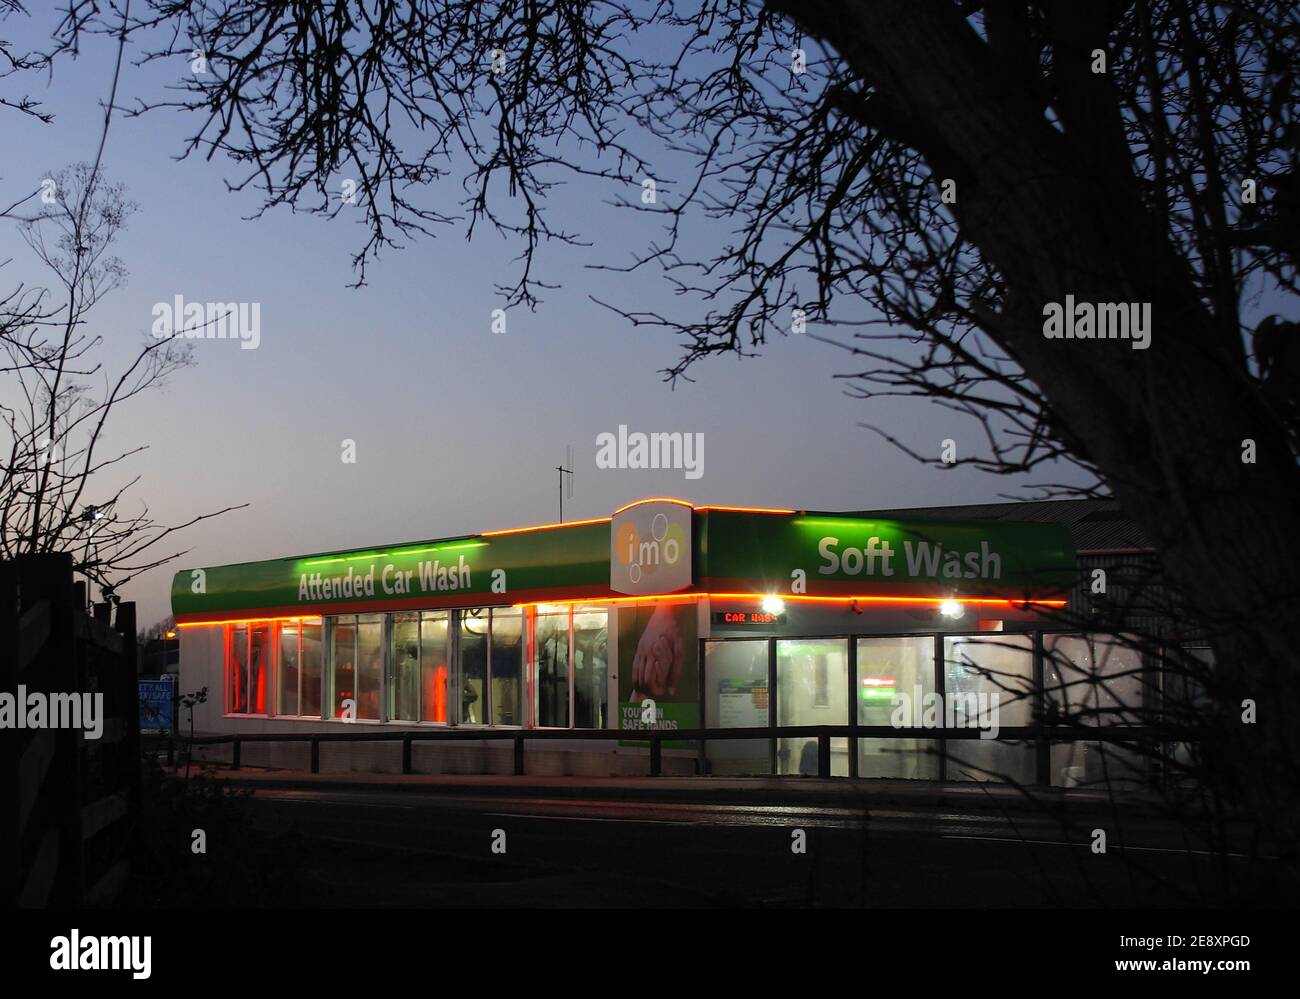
[232,785,1272,907]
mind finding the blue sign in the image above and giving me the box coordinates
[139,677,175,732]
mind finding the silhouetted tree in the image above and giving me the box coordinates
[19,0,1300,891]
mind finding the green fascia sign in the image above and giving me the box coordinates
[695,509,1076,600]
[172,520,611,620]
[172,505,1078,621]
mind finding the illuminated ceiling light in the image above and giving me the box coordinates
[939,600,964,619]
[761,595,786,615]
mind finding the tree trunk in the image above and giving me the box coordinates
[774,0,1300,849]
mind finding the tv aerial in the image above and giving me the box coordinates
[556,444,574,521]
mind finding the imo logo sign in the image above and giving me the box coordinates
[610,501,692,595]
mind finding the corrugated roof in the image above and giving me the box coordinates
[854,498,1151,552]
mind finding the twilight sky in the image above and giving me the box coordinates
[0,8,1085,627]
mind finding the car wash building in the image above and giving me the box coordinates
[173,497,1168,785]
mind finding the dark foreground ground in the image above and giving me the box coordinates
[125,768,1285,907]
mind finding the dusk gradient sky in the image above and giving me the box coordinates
[1,8,1084,627]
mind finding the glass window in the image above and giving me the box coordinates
[942,635,1034,783]
[301,621,323,717]
[532,606,609,729]
[355,614,384,721]
[572,606,608,729]
[1043,634,1145,725]
[1045,634,1147,788]
[1165,645,1211,719]
[331,617,357,719]
[1165,646,1212,790]
[278,619,324,718]
[248,623,269,714]
[777,639,849,776]
[382,611,450,724]
[704,639,769,775]
[228,623,248,714]
[390,613,421,722]
[857,636,938,779]
[459,609,489,724]
[490,608,523,726]
[420,612,450,724]
[534,607,570,727]
[279,622,300,716]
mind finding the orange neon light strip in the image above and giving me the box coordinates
[481,515,610,537]
[179,592,1064,626]
[708,592,1068,608]
[448,499,798,538]
[611,497,696,515]
[695,504,795,514]
[515,592,706,609]
[517,592,1067,609]
[177,615,323,628]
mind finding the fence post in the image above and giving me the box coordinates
[17,554,84,906]
[402,735,413,775]
[1033,632,1050,786]
[114,601,142,810]
[817,731,831,778]
[310,737,320,774]
[513,735,525,776]
[650,733,662,777]
[0,560,17,906]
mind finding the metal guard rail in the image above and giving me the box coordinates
[164,724,1187,779]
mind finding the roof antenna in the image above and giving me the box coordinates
[557,445,574,522]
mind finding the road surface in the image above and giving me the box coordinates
[219,781,1269,906]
